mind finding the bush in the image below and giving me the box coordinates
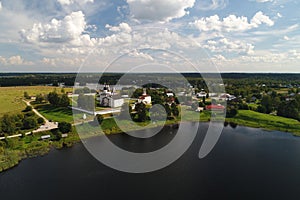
[226,107,238,118]
[37,117,45,124]
[58,122,72,133]
[23,117,37,129]
[257,105,266,113]
[25,111,35,117]
[24,106,32,112]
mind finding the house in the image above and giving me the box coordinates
[205,104,225,111]
[138,88,151,104]
[196,89,207,98]
[196,107,204,112]
[97,85,124,108]
[219,93,236,101]
[166,92,174,97]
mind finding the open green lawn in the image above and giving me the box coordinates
[226,110,300,135]
[0,86,72,116]
[35,104,74,123]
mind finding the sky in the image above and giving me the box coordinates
[0,0,299,72]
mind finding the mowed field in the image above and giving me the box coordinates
[0,86,72,116]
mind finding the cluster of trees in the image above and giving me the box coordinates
[277,96,300,120]
[77,94,95,111]
[0,106,44,136]
[47,91,70,107]
[119,102,180,123]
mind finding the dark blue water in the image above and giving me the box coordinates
[1,123,300,200]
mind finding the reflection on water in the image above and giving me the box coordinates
[1,122,300,200]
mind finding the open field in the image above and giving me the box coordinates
[226,110,300,136]
[0,86,72,116]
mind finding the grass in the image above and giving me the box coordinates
[0,127,80,172]
[35,104,74,123]
[226,110,300,136]
[0,86,72,117]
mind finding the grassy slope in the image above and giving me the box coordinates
[226,110,300,136]
[0,86,72,116]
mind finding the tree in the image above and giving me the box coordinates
[35,94,45,103]
[164,103,172,117]
[48,91,60,106]
[1,114,16,134]
[261,95,273,113]
[135,102,147,122]
[24,105,32,112]
[37,117,45,124]
[59,94,70,107]
[257,105,266,113]
[171,103,179,117]
[24,91,30,99]
[58,122,72,133]
[226,106,238,118]
[23,117,37,129]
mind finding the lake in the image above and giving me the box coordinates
[1,123,300,200]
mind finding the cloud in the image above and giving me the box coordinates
[195,0,228,11]
[0,1,2,11]
[204,38,255,54]
[126,0,195,22]
[192,11,274,33]
[20,11,97,47]
[256,0,273,2]
[105,23,132,33]
[0,55,33,65]
[57,0,94,6]
[251,11,274,27]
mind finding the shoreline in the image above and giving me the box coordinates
[1,115,300,173]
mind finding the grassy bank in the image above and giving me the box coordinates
[226,110,300,136]
[0,128,80,172]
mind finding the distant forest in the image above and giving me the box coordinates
[0,73,300,87]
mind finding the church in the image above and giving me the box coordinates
[96,85,124,108]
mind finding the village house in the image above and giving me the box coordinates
[138,88,152,104]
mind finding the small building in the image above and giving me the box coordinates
[205,104,225,111]
[41,135,51,140]
[138,88,151,104]
[166,92,174,97]
[196,89,207,98]
[61,134,68,138]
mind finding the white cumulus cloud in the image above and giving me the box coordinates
[57,0,93,6]
[192,11,274,33]
[20,11,97,47]
[196,0,228,10]
[204,38,255,54]
[0,55,33,66]
[126,0,195,22]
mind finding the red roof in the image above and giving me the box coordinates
[206,104,225,110]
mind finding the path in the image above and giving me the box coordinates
[0,101,58,140]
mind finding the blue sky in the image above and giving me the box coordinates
[0,0,299,72]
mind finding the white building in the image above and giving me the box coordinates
[97,85,124,108]
[138,88,151,104]
[196,89,207,98]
